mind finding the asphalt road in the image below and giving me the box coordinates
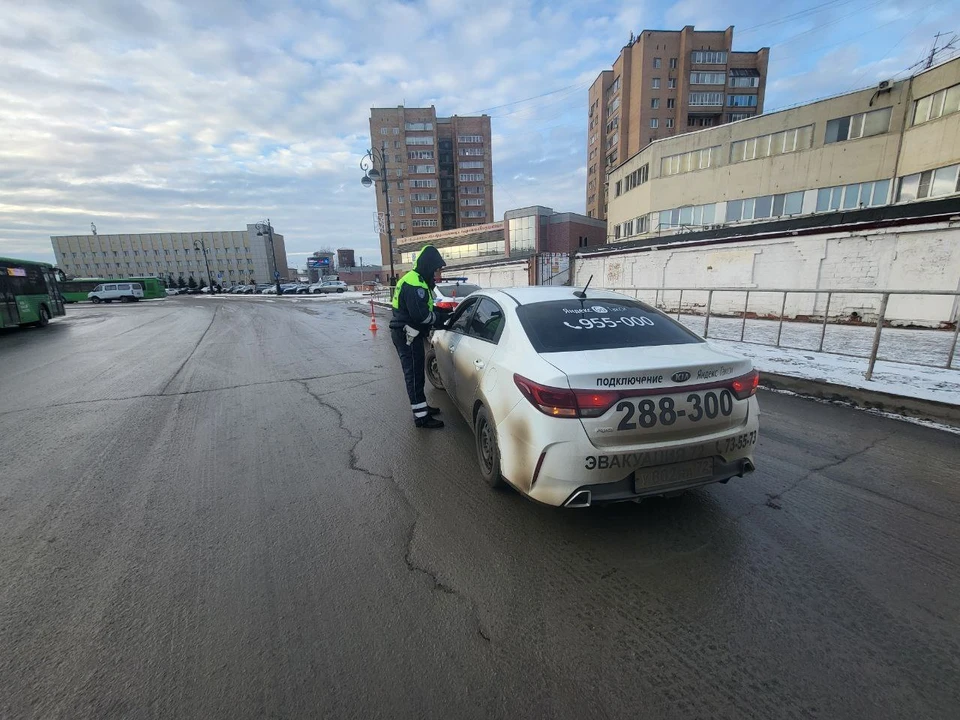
[1,296,958,720]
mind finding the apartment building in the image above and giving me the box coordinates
[368,107,494,271]
[604,56,960,244]
[50,224,289,285]
[587,26,769,220]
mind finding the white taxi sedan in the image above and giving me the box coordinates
[430,287,760,507]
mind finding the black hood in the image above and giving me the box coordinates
[414,245,446,287]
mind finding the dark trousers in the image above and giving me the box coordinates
[391,327,428,420]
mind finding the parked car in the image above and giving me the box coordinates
[262,286,279,294]
[165,288,180,296]
[294,284,310,294]
[88,282,145,304]
[256,284,274,294]
[427,287,760,508]
[434,282,481,311]
[309,280,348,294]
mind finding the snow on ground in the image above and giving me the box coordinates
[196,291,367,301]
[706,339,960,406]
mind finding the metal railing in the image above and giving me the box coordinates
[601,287,960,379]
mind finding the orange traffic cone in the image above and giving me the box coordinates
[369,298,378,332]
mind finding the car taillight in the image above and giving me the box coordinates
[513,375,619,419]
[730,369,760,400]
[435,300,457,310]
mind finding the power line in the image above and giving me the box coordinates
[844,5,933,91]
[737,0,861,35]
[464,82,588,115]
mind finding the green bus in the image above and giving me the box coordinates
[0,257,66,329]
[61,276,166,302]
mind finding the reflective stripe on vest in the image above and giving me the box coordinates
[392,270,434,311]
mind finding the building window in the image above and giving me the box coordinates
[825,107,892,143]
[729,75,760,88]
[652,78,661,89]
[408,150,434,160]
[727,112,751,122]
[666,118,675,128]
[668,78,677,89]
[653,57,662,68]
[408,164,435,174]
[659,203,717,229]
[730,125,814,163]
[457,135,483,143]
[725,192,804,222]
[406,136,433,146]
[606,132,619,149]
[690,72,725,85]
[727,94,758,107]
[691,50,727,64]
[459,173,484,182]
[412,206,436,214]
[661,146,721,176]
[410,193,438,201]
[651,98,660,109]
[607,96,621,115]
[607,150,618,166]
[508,215,536,254]
[896,163,960,202]
[412,219,438,228]
[458,147,483,156]
[689,92,723,106]
[817,180,890,210]
[614,180,622,197]
[460,198,484,206]
[459,161,483,169]
[461,185,484,194]
[393,127,400,135]
[912,83,960,126]
[462,211,486,218]
[667,98,675,109]
[650,118,659,128]
[669,58,678,69]
[410,179,437,188]
[406,122,433,131]
[380,127,389,135]
[605,117,619,133]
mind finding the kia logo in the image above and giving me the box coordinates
[671,371,691,383]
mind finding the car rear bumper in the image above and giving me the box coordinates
[556,456,755,507]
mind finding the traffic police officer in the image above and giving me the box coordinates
[389,245,448,429]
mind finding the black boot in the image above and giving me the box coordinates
[426,405,441,416]
[415,416,444,429]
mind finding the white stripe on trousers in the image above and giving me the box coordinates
[411,402,428,410]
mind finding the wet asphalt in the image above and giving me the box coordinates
[1,296,958,720]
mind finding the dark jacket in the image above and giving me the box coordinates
[389,245,446,330]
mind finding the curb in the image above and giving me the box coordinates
[759,372,960,428]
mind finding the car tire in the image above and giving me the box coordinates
[475,406,505,489]
[120,296,130,303]
[425,347,444,390]
[337,288,344,293]
[35,305,50,327]
[91,297,101,304]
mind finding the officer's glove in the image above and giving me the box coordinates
[433,309,451,329]
[404,325,420,346]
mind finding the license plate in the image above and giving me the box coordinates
[634,458,715,491]
[615,390,735,431]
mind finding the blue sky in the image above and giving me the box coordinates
[1,0,958,266]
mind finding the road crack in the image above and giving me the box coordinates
[294,378,493,645]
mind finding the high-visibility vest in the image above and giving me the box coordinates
[392,270,434,311]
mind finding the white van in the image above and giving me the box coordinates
[88,282,145,303]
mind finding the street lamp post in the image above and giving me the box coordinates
[255,220,283,295]
[194,237,216,293]
[360,143,396,287]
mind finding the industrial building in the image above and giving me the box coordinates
[51,224,289,286]
[605,56,960,242]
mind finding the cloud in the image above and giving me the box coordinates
[2,0,959,266]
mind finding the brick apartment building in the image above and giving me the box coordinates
[368,107,494,273]
[587,25,769,220]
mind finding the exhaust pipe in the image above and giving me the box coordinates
[564,490,592,508]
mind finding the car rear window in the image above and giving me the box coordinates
[438,284,480,297]
[516,299,703,352]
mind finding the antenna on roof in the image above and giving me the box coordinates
[574,275,593,299]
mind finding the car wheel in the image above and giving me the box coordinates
[425,347,444,390]
[475,406,505,489]
[35,305,50,327]
[91,297,101,304]
[120,296,130,303]
[337,288,344,293]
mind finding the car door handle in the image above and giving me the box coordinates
[474,359,485,369]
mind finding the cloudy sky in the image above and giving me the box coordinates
[2,0,958,267]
